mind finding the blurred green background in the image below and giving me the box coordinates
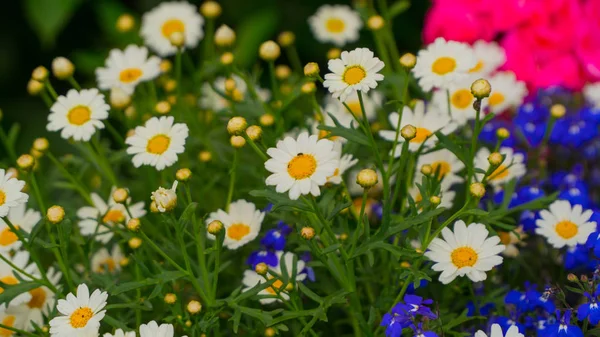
[0,0,427,156]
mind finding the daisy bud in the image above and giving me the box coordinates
[339,233,349,241]
[32,66,48,82]
[275,65,291,80]
[185,320,192,328]
[246,125,263,141]
[356,169,378,189]
[167,95,177,105]
[567,273,577,282]
[207,220,224,235]
[301,82,316,94]
[271,100,282,109]
[220,52,234,66]
[155,101,171,114]
[169,32,185,47]
[47,205,65,224]
[399,53,417,70]
[496,127,510,140]
[119,257,130,267]
[127,218,141,231]
[230,135,246,148]
[112,188,129,203]
[303,62,320,77]
[51,57,75,80]
[151,182,178,212]
[260,113,275,126]
[187,300,202,314]
[17,154,35,171]
[469,182,486,199]
[327,48,341,60]
[470,79,491,99]
[550,104,566,118]
[200,1,222,19]
[150,201,159,213]
[125,106,137,119]
[400,124,417,141]
[255,262,268,275]
[30,148,43,159]
[400,261,411,268]
[27,79,44,96]
[227,116,248,135]
[264,327,276,337]
[488,152,504,166]
[110,87,131,109]
[259,41,281,61]
[214,24,236,47]
[420,164,432,176]
[116,14,135,32]
[300,227,315,240]
[581,275,589,282]
[128,237,142,249]
[430,196,441,206]
[160,60,172,73]
[33,138,49,152]
[277,31,295,47]
[176,168,192,182]
[367,15,385,30]
[224,78,237,93]
[198,151,212,162]
[163,79,177,92]
[164,293,177,304]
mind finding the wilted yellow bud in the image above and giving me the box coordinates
[163,79,177,92]
[200,1,222,18]
[259,41,281,61]
[116,14,135,32]
[277,31,295,47]
[215,24,236,47]
[471,79,492,99]
[51,57,75,80]
[151,182,178,213]
[176,168,192,182]
[246,125,262,141]
[112,188,129,203]
[47,205,65,224]
[32,66,48,82]
[357,169,378,188]
[187,300,202,314]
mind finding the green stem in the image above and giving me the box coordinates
[0,126,17,163]
[46,152,93,205]
[244,135,268,161]
[225,149,238,211]
[68,77,81,90]
[285,45,303,74]
[44,81,58,100]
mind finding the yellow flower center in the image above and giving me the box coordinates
[0,226,19,247]
[103,209,125,224]
[332,168,340,177]
[0,315,15,337]
[325,18,345,33]
[410,127,432,143]
[498,231,512,245]
[415,193,423,203]
[0,276,19,294]
[119,68,143,83]
[343,66,366,85]
[555,220,578,239]
[0,190,5,206]
[98,258,117,273]
[346,101,363,116]
[488,165,509,181]
[488,92,505,107]
[69,307,93,328]
[146,134,171,154]
[451,247,478,268]
[287,154,317,180]
[161,19,185,38]
[431,161,451,177]
[67,106,91,126]
[431,57,457,75]
[266,277,285,295]
[451,89,474,109]
[27,287,47,309]
[227,223,251,241]
[469,60,484,73]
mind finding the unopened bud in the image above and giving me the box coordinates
[33,138,49,152]
[429,196,441,206]
[230,135,246,148]
[227,116,247,135]
[259,41,280,61]
[199,151,212,162]
[110,87,131,109]
[187,300,202,314]
[214,24,236,47]
[567,273,577,282]
[400,125,417,141]
[27,79,44,96]
[52,57,75,80]
[169,32,185,47]
[550,104,566,118]
[155,101,171,114]
[471,79,492,99]
[356,169,378,188]
[246,125,262,141]
[207,220,224,235]
[176,168,192,182]
[47,206,65,224]
[112,188,129,203]
[367,15,384,30]
[496,128,510,140]
[300,227,315,240]
[32,66,48,82]
[469,182,486,198]
[275,65,291,80]
[116,14,135,32]
[127,218,141,231]
[164,293,177,304]
[488,152,504,166]
[304,62,320,77]
[399,53,417,69]
[200,1,222,19]
[128,237,142,249]
[327,48,341,60]
[255,262,268,275]
[301,82,316,94]
[277,31,295,47]
[420,164,432,175]
[260,114,275,126]
[17,154,35,171]
[220,52,234,65]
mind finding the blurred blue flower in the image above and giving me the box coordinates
[246,250,278,268]
[577,292,600,325]
[546,310,583,337]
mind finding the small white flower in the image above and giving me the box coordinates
[77,187,146,244]
[412,37,476,91]
[323,90,382,128]
[47,89,109,141]
[265,132,340,200]
[151,181,178,212]
[0,169,28,221]
[49,284,108,337]
[584,82,600,108]
[141,1,204,57]
[126,116,189,171]
[0,251,35,308]
[327,142,358,185]
[0,311,29,336]
[416,149,465,179]
[535,200,597,249]
[425,220,505,284]
[206,200,265,250]
[468,40,506,78]
[103,329,136,337]
[91,245,124,274]
[475,147,526,189]
[475,324,524,337]
[486,71,528,114]
[308,5,362,47]
[242,252,306,304]
[323,48,384,101]
[431,79,477,126]
[139,321,176,337]
[96,45,161,95]
[0,203,39,252]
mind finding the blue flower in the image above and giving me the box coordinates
[479,121,516,147]
[517,121,545,147]
[494,314,526,335]
[400,295,437,319]
[299,252,315,282]
[260,222,292,251]
[546,310,583,337]
[410,323,438,337]
[585,228,600,259]
[564,245,593,271]
[520,210,540,233]
[246,250,278,268]
[558,183,591,208]
[577,292,600,325]
[581,106,600,125]
[380,295,437,337]
[466,301,495,317]
[515,102,549,124]
[381,304,412,337]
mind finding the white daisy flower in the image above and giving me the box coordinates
[206,199,265,250]
[104,329,136,337]
[535,200,597,249]
[327,142,358,185]
[416,149,465,179]
[584,82,600,108]
[323,48,385,101]
[47,89,109,142]
[409,173,461,210]
[468,40,506,77]
[379,100,457,152]
[0,170,28,218]
[199,75,247,112]
[486,71,527,114]
[425,220,505,284]
[308,5,362,47]
[412,37,476,91]
[91,245,124,274]
[475,147,526,189]
[0,251,34,308]
[96,45,161,95]
[265,132,340,200]
[140,1,204,57]
[126,116,189,171]
[323,90,382,128]
[242,252,306,304]
[0,203,39,252]
[431,79,477,126]
[475,324,524,337]
[139,321,179,337]
[77,187,146,244]
[49,283,108,337]
[0,311,28,336]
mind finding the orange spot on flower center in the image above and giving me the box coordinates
[469,60,484,73]
[325,18,345,33]
[0,226,19,246]
[103,209,125,224]
[451,247,478,268]
[147,134,171,154]
[498,231,512,245]
[287,154,317,180]
[488,92,505,107]
[227,223,251,241]
[161,19,185,38]
[451,89,474,109]
[410,128,432,143]
[68,106,91,126]
[555,220,578,239]
[119,68,143,83]
[69,307,93,328]
[343,66,366,85]
[266,277,285,295]
[27,287,47,309]
[431,57,457,75]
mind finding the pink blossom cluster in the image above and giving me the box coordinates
[423,0,600,90]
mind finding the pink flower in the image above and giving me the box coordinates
[423,2,495,44]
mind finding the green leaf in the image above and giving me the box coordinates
[24,0,83,48]
[326,201,352,220]
[0,281,39,305]
[177,202,198,232]
[6,124,20,150]
[387,208,446,236]
[58,219,73,258]
[318,115,370,146]
[389,0,411,17]
[321,244,342,256]
[435,132,470,167]
[234,7,279,67]
[298,282,323,304]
